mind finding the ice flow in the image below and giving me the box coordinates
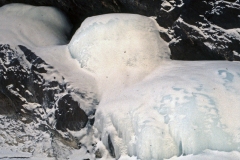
[68,14,240,160]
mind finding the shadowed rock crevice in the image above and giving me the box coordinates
[108,135,116,158]
[55,94,88,132]
[0,44,92,132]
[0,91,15,114]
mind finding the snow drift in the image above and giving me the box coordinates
[69,14,240,159]
[0,3,71,47]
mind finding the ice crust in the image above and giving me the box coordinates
[69,14,240,159]
[0,3,71,47]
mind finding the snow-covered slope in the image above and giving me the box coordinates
[0,3,71,47]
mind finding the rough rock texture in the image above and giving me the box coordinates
[169,0,240,60]
[55,94,88,132]
[0,92,14,114]
[0,44,89,131]
[0,0,239,60]
[0,44,99,158]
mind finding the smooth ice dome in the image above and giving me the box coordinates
[0,3,71,47]
[69,14,170,77]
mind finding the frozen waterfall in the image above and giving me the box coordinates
[69,14,240,160]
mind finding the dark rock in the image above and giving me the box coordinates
[95,149,102,158]
[169,0,240,60]
[88,109,96,126]
[108,135,115,158]
[55,94,88,131]
[0,44,92,132]
[89,116,95,126]
[169,20,226,60]
[0,44,99,156]
[0,44,26,113]
[205,1,240,29]
[160,32,171,43]
[0,92,15,114]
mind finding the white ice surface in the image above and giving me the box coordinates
[69,14,170,96]
[166,150,240,160]
[94,61,240,159]
[0,3,71,47]
[69,14,240,160]
[34,45,97,94]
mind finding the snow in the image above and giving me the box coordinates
[161,1,174,12]
[33,45,98,115]
[166,150,240,160]
[233,51,240,57]
[22,103,41,111]
[0,3,71,48]
[0,149,32,158]
[0,115,54,159]
[34,45,97,99]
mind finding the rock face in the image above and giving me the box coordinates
[0,43,100,158]
[0,91,14,114]
[0,0,239,61]
[0,44,89,131]
[55,94,88,132]
[169,0,240,60]
[0,44,98,158]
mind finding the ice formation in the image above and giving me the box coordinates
[69,14,240,159]
[94,61,240,159]
[0,3,240,159]
[69,14,170,94]
[0,3,71,47]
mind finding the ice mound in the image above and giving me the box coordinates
[0,3,71,47]
[95,61,240,159]
[69,13,240,159]
[69,14,170,80]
